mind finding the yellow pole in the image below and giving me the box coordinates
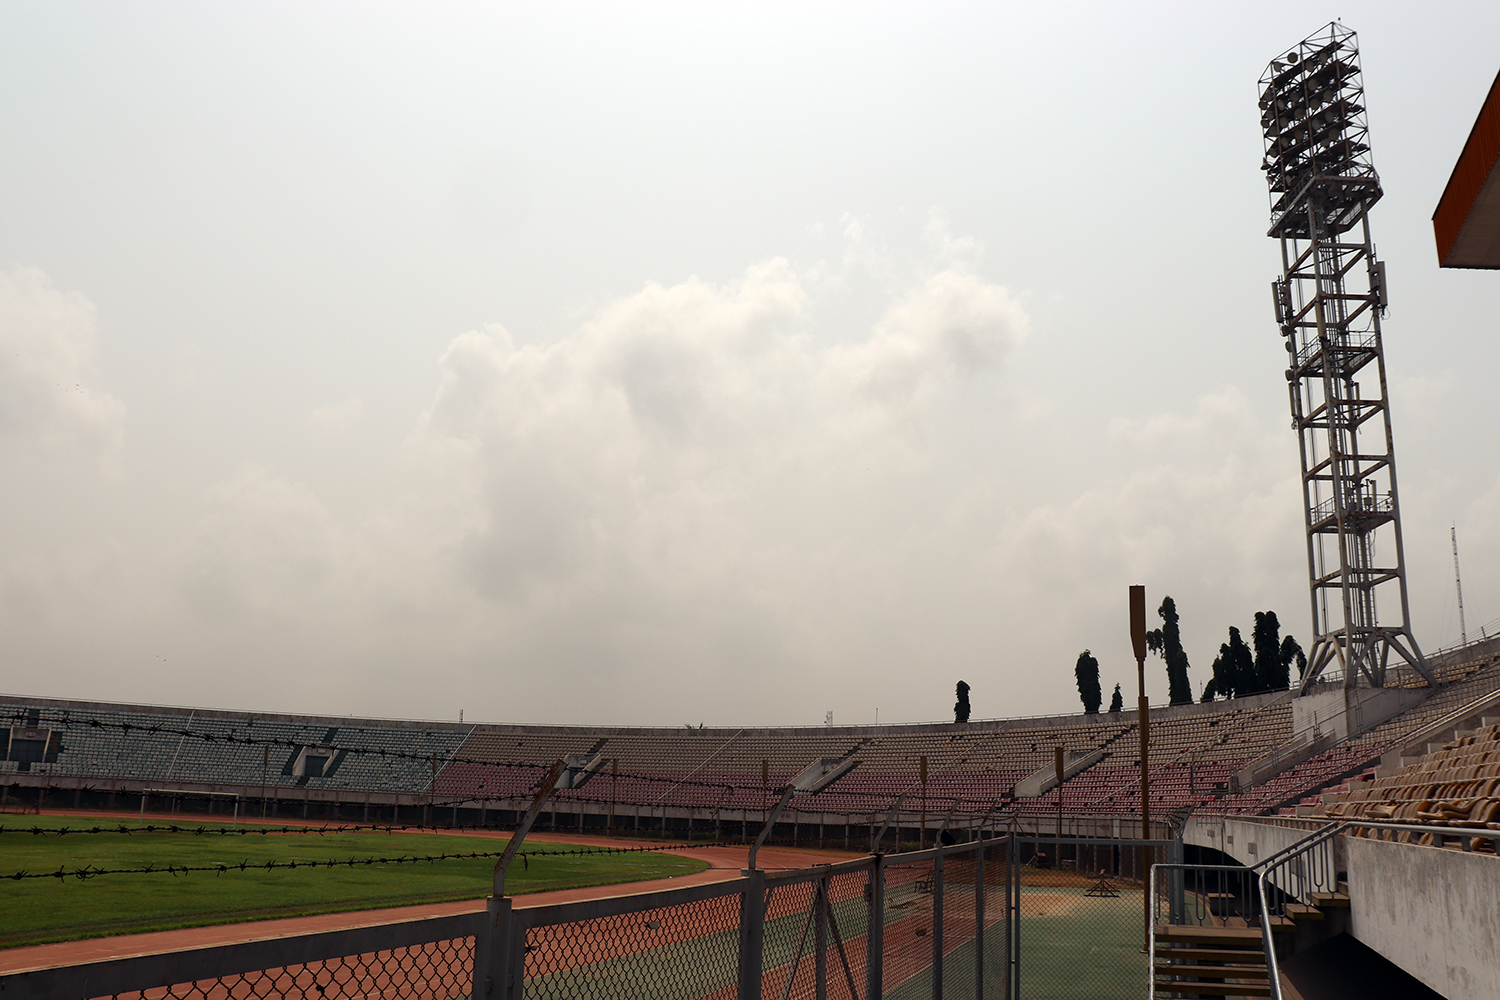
[1130,585,1151,952]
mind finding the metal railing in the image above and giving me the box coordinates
[1153,819,1500,1000]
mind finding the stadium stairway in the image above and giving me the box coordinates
[1154,886,1351,998]
[1154,925,1273,998]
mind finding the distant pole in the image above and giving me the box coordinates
[1055,746,1065,841]
[920,756,929,850]
[1453,525,1468,648]
[1130,584,1151,950]
[762,759,770,844]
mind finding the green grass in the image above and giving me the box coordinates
[1014,885,1148,1000]
[0,814,708,949]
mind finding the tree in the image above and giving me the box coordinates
[1250,611,1306,693]
[954,681,971,723]
[1145,596,1194,706]
[1075,650,1102,714]
[1108,683,1123,714]
[1289,638,1308,682]
[1250,611,1281,694]
[1208,626,1256,699]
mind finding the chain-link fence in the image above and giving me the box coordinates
[0,915,480,1000]
[3,836,1175,1000]
[109,939,475,1000]
[521,888,741,999]
[1008,836,1171,1000]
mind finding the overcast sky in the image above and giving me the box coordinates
[3,2,1498,727]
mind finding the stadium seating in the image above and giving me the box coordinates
[1304,718,1500,849]
[1204,653,1500,816]
[5,646,1500,831]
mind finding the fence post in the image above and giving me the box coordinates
[1006,836,1017,1000]
[976,840,986,1000]
[815,876,828,1000]
[933,845,945,1000]
[738,869,767,1000]
[473,896,513,999]
[507,913,527,1000]
[866,855,885,999]
[1168,836,1185,925]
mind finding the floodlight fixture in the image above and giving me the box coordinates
[1258,22,1379,239]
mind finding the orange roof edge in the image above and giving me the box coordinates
[1433,67,1500,266]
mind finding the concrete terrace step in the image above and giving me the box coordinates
[1154,963,1269,980]
[1157,946,1270,963]
[1155,924,1266,945]
[1152,985,1272,999]
[1308,890,1350,908]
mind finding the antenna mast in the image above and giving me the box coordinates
[1259,23,1434,691]
[1453,525,1467,648]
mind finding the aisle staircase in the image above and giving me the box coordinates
[1155,924,1273,998]
[1152,885,1351,998]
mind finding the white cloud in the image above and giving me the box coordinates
[307,397,364,433]
[0,249,1312,722]
[175,464,359,632]
[0,267,123,464]
[417,257,1028,607]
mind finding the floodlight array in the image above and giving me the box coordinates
[1258,23,1379,237]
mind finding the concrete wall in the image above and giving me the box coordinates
[1292,688,1349,742]
[1183,815,1320,872]
[1346,836,1500,1000]
[1290,684,1428,745]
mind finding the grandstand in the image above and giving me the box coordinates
[7,640,1500,842]
[6,649,1500,999]
[8,641,1500,997]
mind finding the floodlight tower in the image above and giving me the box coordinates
[1258,23,1434,693]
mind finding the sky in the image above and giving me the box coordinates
[2,2,1499,728]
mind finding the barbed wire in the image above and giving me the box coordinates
[0,822,740,848]
[1,838,727,883]
[0,821,502,838]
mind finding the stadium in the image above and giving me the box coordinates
[5,635,1500,997]
[5,18,1500,1000]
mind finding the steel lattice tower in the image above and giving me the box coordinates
[1259,23,1434,692]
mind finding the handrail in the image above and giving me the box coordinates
[1148,863,1257,1000]
[1156,819,1500,1000]
[1252,819,1500,999]
[1255,864,1286,997]
[1252,819,1363,1000]
[1249,820,1340,873]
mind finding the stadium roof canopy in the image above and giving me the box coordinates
[1433,68,1500,268]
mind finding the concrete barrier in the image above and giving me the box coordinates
[1346,836,1500,1000]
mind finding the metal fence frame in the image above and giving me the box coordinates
[1,834,1177,1000]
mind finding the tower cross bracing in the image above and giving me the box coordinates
[1259,23,1434,692]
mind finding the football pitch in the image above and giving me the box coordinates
[1011,883,1148,1000]
[0,813,707,949]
